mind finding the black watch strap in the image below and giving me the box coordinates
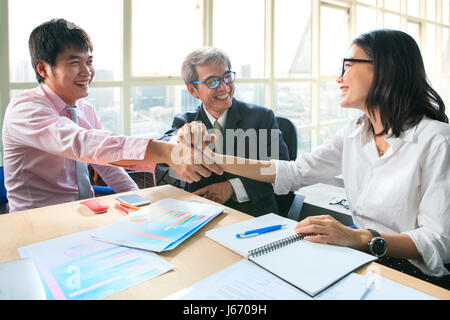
[366,228,387,258]
[367,229,381,238]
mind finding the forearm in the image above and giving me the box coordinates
[218,154,276,184]
[111,140,174,166]
[353,229,422,261]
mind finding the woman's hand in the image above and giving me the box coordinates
[294,215,370,251]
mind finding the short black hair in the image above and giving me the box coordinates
[29,18,93,83]
[353,29,448,136]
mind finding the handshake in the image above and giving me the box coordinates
[161,121,276,186]
[168,121,225,183]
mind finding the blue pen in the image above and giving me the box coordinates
[236,224,288,239]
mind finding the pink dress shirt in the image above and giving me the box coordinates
[2,84,155,212]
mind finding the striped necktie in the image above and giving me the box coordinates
[213,120,224,154]
[66,106,92,200]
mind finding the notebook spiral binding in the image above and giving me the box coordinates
[247,233,317,259]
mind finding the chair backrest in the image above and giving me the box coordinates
[276,115,298,161]
[0,166,7,206]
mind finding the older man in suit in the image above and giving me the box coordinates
[161,47,290,217]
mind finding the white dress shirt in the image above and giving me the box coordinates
[273,116,450,277]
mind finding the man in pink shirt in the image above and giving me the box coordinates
[2,19,220,212]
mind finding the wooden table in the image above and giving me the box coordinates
[0,185,448,300]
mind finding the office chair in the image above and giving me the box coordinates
[275,115,305,221]
[0,166,9,214]
[90,167,157,197]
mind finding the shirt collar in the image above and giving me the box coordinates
[41,83,79,115]
[202,105,228,128]
[347,117,370,139]
[348,118,418,152]
[347,116,418,143]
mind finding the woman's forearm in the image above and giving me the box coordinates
[217,154,276,183]
[354,229,422,261]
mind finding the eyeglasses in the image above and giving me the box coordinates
[192,71,236,89]
[329,197,350,210]
[340,58,373,77]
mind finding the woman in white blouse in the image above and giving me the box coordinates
[202,29,449,288]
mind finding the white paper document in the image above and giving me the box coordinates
[165,260,437,300]
[206,213,376,296]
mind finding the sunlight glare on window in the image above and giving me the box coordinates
[274,0,312,77]
[384,0,400,12]
[213,0,264,78]
[356,5,377,36]
[132,0,203,77]
[9,0,121,82]
[408,0,420,17]
[320,5,350,76]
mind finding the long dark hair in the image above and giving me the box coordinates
[29,19,93,83]
[353,29,448,136]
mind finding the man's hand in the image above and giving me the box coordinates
[177,121,215,149]
[193,181,234,204]
[169,142,223,183]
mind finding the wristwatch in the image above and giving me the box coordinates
[367,229,387,258]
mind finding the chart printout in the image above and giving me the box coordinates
[18,230,173,300]
[91,198,225,252]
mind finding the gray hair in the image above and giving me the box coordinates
[181,47,232,85]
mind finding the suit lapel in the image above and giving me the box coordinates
[196,105,214,129]
[224,99,241,130]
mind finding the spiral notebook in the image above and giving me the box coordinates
[206,213,376,296]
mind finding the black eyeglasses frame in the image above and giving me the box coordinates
[340,58,373,77]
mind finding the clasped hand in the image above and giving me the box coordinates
[170,122,223,183]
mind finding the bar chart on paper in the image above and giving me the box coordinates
[91,198,225,252]
[126,210,209,247]
[18,230,173,300]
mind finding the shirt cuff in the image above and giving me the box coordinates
[228,178,250,203]
[272,159,291,195]
[168,134,178,144]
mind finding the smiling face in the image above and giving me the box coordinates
[187,60,235,119]
[37,46,95,106]
[337,44,374,112]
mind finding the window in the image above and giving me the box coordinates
[1,0,449,164]
[320,5,350,77]
[274,0,312,77]
[213,0,265,79]
[408,0,421,17]
[130,85,199,137]
[385,0,401,12]
[132,0,203,77]
[9,0,121,82]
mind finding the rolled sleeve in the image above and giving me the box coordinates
[403,138,450,276]
[272,159,301,195]
[404,228,450,277]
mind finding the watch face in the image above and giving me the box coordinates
[371,237,387,257]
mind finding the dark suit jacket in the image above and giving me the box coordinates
[160,98,290,217]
